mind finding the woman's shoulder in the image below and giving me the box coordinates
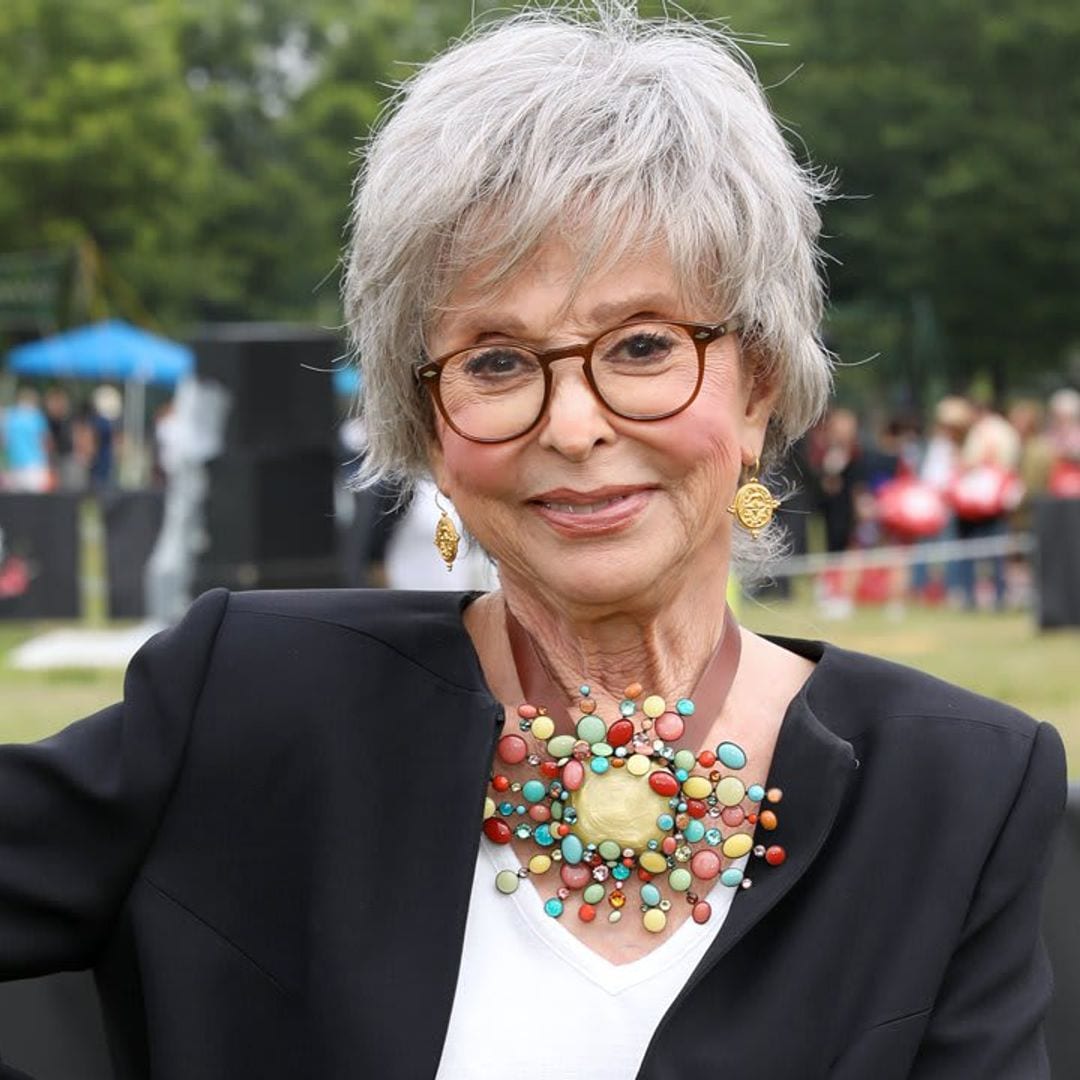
[198,586,488,694]
[780,634,1064,790]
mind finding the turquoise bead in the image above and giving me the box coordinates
[748,784,766,802]
[534,824,554,847]
[590,757,610,774]
[674,768,689,782]
[544,897,564,917]
[657,813,675,830]
[641,883,661,907]
[498,802,513,816]
[684,819,706,843]
[612,864,630,880]
[705,827,722,846]
[522,779,547,803]
[561,834,584,864]
[676,698,695,716]
[579,685,591,696]
[721,867,745,887]
[716,741,747,770]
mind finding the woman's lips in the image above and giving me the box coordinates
[527,488,655,536]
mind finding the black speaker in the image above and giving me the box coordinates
[1034,497,1080,629]
[188,325,342,591]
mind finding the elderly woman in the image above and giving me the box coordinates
[0,6,1066,1080]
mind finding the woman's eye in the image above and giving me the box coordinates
[463,349,530,377]
[607,334,673,363]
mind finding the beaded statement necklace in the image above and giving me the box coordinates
[481,607,786,934]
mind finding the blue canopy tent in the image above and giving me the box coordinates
[6,319,193,385]
[5,320,195,485]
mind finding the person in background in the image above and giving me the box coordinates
[1,386,51,493]
[911,396,973,603]
[953,398,1022,610]
[815,407,861,552]
[43,386,82,491]
[1046,387,1080,498]
[86,384,123,491]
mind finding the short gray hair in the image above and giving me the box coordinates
[343,3,832,497]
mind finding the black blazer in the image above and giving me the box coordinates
[0,588,1067,1079]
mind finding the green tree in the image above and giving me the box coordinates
[0,0,212,325]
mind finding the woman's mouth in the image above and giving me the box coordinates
[528,488,655,535]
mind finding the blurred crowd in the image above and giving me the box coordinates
[0,384,125,493]
[795,387,1080,613]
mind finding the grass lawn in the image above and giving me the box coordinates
[2,598,1077,775]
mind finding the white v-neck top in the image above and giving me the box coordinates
[434,838,747,1079]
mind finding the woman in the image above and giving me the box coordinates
[0,6,1065,1079]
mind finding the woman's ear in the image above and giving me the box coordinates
[740,350,780,450]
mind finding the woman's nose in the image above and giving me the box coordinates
[535,360,617,460]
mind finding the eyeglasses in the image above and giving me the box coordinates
[416,317,740,443]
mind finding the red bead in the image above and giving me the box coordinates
[528,805,550,822]
[539,760,559,779]
[497,734,528,764]
[654,713,684,742]
[661,836,677,855]
[517,704,538,719]
[637,869,653,882]
[692,900,713,924]
[483,818,512,844]
[765,845,787,866]
[560,864,591,890]
[583,851,601,866]
[697,750,717,768]
[649,771,679,797]
[607,718,634,747]
[562,759,585,791]
[579,903,597,922]
[492,774,510,792]
[747,812,758,825]
[690,849,722,880]
[556,823,570,838]
[686,799,707,819]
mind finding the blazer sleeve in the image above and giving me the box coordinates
[0,587,229,980]
[911,720,1068,1079]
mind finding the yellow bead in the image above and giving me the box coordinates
[682,776,712,800]
[642,695,666,718]
[483,797,495,820]
[642,908,667,933]
[626,754,652,776]
[716,776,746,807]
[530,715,555,741]
[639,851,668,874]
[528,854,552,875]
[722,833,753,859]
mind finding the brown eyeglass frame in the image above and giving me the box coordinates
[415,317,741,444]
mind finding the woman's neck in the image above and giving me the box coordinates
[496,572,731,715]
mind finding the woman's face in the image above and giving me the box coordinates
[427,240,776,614]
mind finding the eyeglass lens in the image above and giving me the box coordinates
[437,321,701,441]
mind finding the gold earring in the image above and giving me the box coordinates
[433,492,460,571]
[728,457,780,539]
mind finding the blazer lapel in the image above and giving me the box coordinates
[639,672,858,1071]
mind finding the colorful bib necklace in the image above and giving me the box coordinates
[481,606,786,934]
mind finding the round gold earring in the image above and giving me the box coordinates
[433,492,460,571]
[727,457,781,539]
